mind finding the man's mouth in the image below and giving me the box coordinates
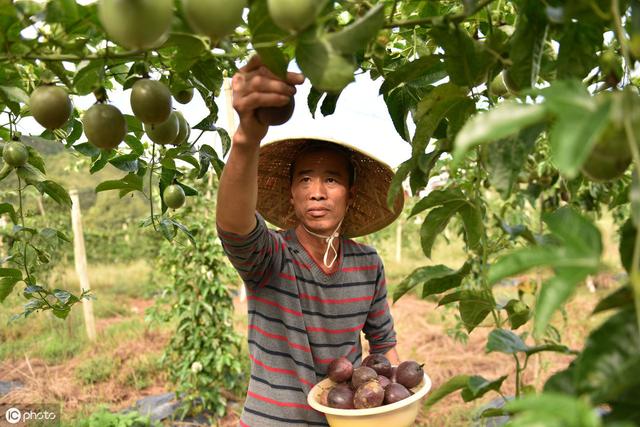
[307,207,329,217]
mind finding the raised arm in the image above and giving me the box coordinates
[216,56,304,235]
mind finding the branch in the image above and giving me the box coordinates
[384,0,498,29]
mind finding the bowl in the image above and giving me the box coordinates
[307,372,432,427]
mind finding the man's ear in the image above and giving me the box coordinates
[348,185,356,205]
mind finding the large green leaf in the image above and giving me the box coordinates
[327,4,385,55]
[37,181,72,207]
[458,202,483,252]
[486,328,528,354]
[379,56,446,95]
[439,290,494,332]
[423,261,472,298]
[296,33,355,93]
[95,173,143,197]
[505,393,601,427]
[574,308,640,404]
[423,375,470,409]
[556,21,602,79]
[248,0,289,78]
[461,375,507,402]
[453,102,547,165]
[0,203,18,224]
[420,203,463,258]
[504,299,531,329]
[393,261,471,302]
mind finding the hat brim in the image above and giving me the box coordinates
[256,137,404,238]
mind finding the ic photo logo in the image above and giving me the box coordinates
[1,404,59,426]
[4,407,20,424]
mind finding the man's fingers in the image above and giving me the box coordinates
[241,55,264,73]
[234,92,291,112]
[248,74,296,96]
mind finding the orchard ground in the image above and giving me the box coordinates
[0,223,621,427]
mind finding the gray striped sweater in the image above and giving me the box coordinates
[218,214,397,427]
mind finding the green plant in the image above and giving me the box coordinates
[75,355,117,385]
[76,406,150,427]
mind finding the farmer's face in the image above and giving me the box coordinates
[290,148,353,235]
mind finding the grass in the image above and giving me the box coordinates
[75,354,118,385]
[0,261,155,364]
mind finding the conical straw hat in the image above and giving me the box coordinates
[257,136,404,238]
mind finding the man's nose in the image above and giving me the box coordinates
[309,179,327,200]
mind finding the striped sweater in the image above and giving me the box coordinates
[218,214,397,427]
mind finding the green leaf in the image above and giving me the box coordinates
[296,32,356,93]
[453,102,547,165]
[423,262,472,298]
[109,153,139,173]
[248,0,289,78]
[410,188,467,217]
[439,290,494,332]
[423,375,470,409]
[548,89,612,178]
[556,21,602,79]
[461,375,507,402]
[73,61,103,95]
[327,4,385,54]
[507,1,549,91]
[486,328,528,354]
[192,58,223,94]
[386,158,414,210]
[383,84,429,142]
[90,150,113,174]
[544,206,602,257]
[124,115,144,139]
[0,203,18,224]
[421,203,462,258]
[430,26,493,87]
[0,268,22,278]
[592,285,633,314]
[619,219,636,274]
[394,264,457,302]
[95,173,143,196]
[0,276,21,302]
[458,202,483,252]
[505,393,601,427]
[73,143,101,158]
[573,308,640,403]
[379,56,446,95]
[124,135,144,156]
[0,85,29,104]
[37,181,72,207]
[17,163,46,184]
[504,299,531,329]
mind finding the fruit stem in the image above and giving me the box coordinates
[149,142,158,232]
[17,176,32,286]
[612,0,633,83]
[624,112,640,331]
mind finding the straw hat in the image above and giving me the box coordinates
[256,137,404,238]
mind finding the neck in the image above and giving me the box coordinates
[295,225,342,272]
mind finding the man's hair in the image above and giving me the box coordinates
[289,141,356,187]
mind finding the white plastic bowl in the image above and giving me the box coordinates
[307,373,432,427]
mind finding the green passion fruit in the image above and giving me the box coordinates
[98,0,173,50]
[172,111,190,146]
[131,79,172,125]
[182,0,246,41]
[581,124,632,182]
[163,184,186,209]
[29,85,73,130]
[267,0,323,34]
[145,111,179,145]
[83,104,127,150]
[2,141,29,167]
[174,87,194,104]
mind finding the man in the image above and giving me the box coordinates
[216,56,404,426]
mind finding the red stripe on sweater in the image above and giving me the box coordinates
[291,258,310,270]
[279,272,296,281]
[371,342,395,350]
[307,324,364,334]
[248,391,313,410]
[314,346,358,364]
[239,421,250,427]
[248,325,311,352]
[247,296,302,316]
[368,308,386,319]
[249,354,314,386]
[300,293,372,304]
[342,264,378,272]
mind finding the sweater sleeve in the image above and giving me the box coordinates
[216,213,284,290]
[363,258,397,354]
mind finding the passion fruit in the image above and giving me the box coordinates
[29,85,73,130]
[171,111,190,146]
[182,0,247,41]
[361,353,392,378]
[267,0,323,34]
[131,79,172,125]
[395,361,424,389]
[163,184,186,209]
[581,123,631,182]
[145,111,179,145]
[256,97,295,126]
[384,383,411,404]
[83,104,127,150]
[353,380,384,409]
[351,366,377,389]
[489,71,510,97]
[327,384,355,409]
[2,141,29,168]
[327,356,353,383]
[98,0,173,50]
[174,87,194,104]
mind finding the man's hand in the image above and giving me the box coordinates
[231,55,305,146]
